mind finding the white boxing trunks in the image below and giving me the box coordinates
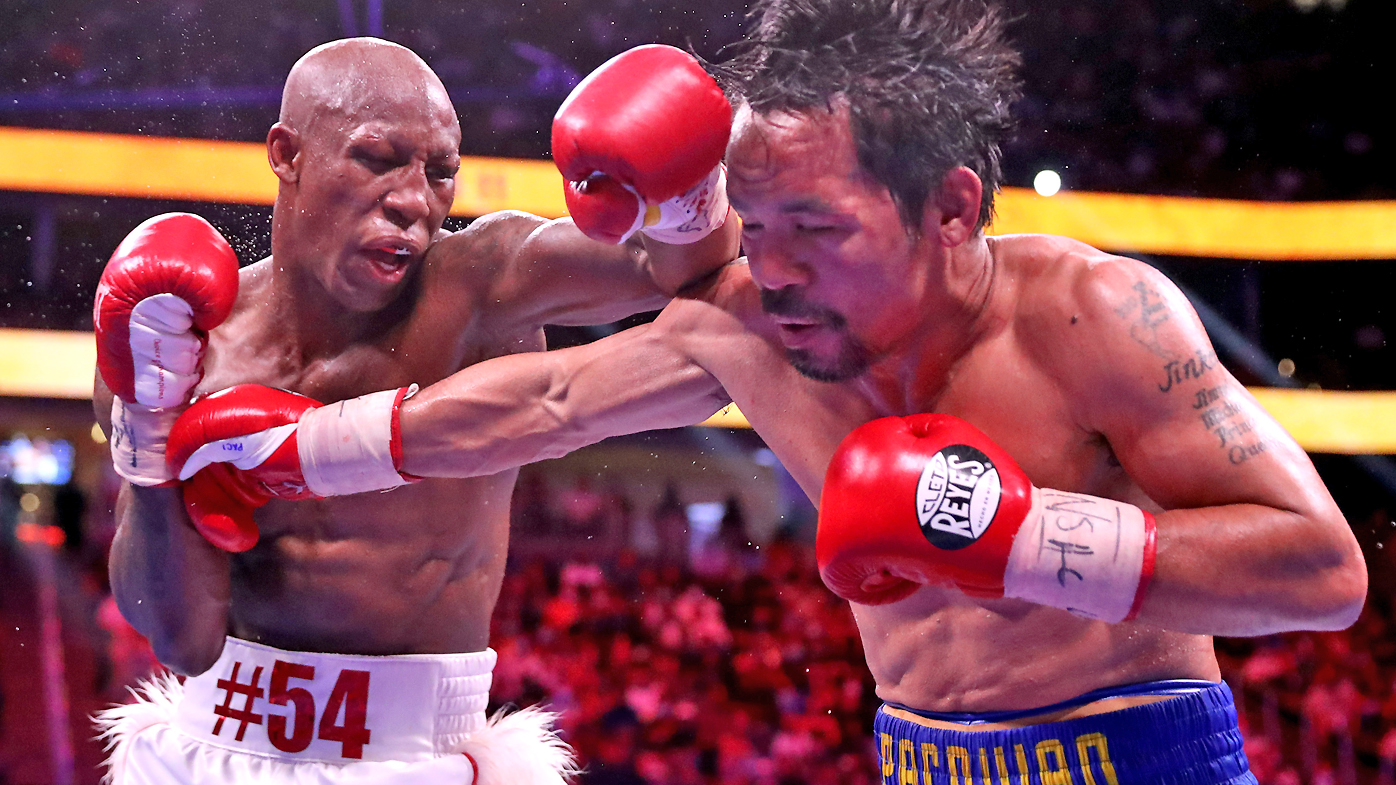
[94,637,575,785]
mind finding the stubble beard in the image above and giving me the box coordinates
[760,286,874,382]
[785,336,873,382]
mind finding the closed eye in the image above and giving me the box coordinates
[427,164,458,181]
[354,151,400,175]
[796,223,847,237]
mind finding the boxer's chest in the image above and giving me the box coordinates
[713,320,1127,506]
[925,337,1120,496]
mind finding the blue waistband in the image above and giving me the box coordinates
[874,680,1255,785]
[885,678,1218,724]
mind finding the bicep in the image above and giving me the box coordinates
[1069,263,1364,632]
[1112,372,1327,515]
[503,217,668,327]
[1074,265,1333,516]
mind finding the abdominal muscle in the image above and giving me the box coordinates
[225,472,517,657]
[853,585,1221,714]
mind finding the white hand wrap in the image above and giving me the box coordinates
[129,294,203,409]
[110,398,180,487]
[1003,488,1157,623]
[614,164,728,245]
[296,386,416,497]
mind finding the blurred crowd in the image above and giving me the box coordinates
[488,544,880,785]
[1219,598,1396,785]
[2,0,1390,199]
[6,462,1396,784]
[999,0,1390,201]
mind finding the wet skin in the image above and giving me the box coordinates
[397,104,1362,712]
[99,39,739,671]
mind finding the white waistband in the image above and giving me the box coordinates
[175,637,496,763]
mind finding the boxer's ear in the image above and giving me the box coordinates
[267,123,301,184]
[924,166,982,248]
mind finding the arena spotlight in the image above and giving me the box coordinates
[1290,0,1347,11]
[1034,169,1062,197]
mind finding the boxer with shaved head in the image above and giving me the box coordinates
[93,37,737,784]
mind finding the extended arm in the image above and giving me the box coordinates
[398,319,731,477]
[1080,262,1364,635]
[164,300,733,536]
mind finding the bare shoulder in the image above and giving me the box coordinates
[424,210,547,287]
[213,257,280,338]
[1004,234,1158,319]
[1004,234,1215,421]
[1006,234,1197,362]
[231,258,273,309]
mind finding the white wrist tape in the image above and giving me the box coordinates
[110,397,180,487]
[296,386,415,497]
[1003,488,1156,623]
[633,164,729,245]
[129,293,203,408]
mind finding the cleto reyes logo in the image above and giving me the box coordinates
[915,445,1002,550]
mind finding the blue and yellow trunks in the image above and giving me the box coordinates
[874,679,1255,785]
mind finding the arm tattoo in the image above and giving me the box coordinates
[1158,349,1217,393]
[1114,281,1174,360]
[1191,385,1270,464]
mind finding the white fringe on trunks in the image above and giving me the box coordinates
[93,638,576,785]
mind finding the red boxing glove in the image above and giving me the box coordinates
[167,384,417,552]
[96,213,239,405]
[166,385,322,551]
[817,415,1157,623]
[95,213,240,487]
[553,45,731,245]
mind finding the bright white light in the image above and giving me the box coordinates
[685,502,726,535]
[1034,170,1062,197]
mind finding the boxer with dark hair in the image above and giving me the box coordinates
[172,3,1365,783]
[92,37,737,785]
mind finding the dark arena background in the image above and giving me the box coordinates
[2,0,1395,783]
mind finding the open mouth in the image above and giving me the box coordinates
[360,241,418,280]
[774,319,827,347]
[760,290,845,348]
[773,315,821,331]
[366,246,411,266]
